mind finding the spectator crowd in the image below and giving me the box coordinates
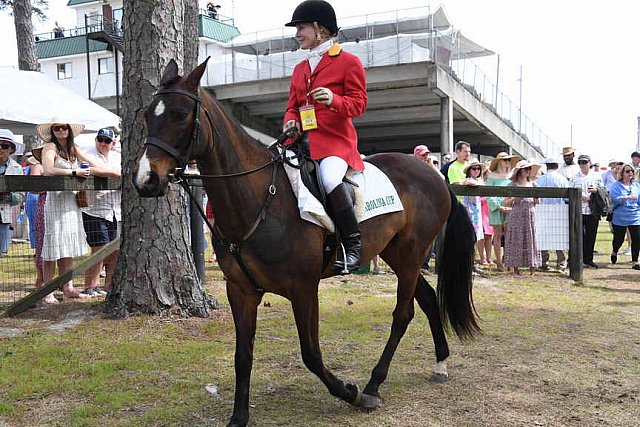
[413,141,640,274]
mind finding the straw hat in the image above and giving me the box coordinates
[35,117,85,142]
[562,146,576,156]
[489,152,521,171]
[463,158,486,175]
[509,159,541,180]
[31,145,46,162]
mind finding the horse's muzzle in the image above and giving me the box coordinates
[133,170,167,197]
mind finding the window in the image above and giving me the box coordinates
[57,62,72,79]
[98,57,114,75]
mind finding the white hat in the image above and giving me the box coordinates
[509,159,541,180]
[35,117,85,143]
[0,129,17,153]
[543,157,559,164]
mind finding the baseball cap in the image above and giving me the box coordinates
[96,128,115,141]
[413,145,431,156]
[543,157,559,164]
[577,154,591,163]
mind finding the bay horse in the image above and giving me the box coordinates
[134,59,479,427]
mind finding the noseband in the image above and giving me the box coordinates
[144,88,205,177]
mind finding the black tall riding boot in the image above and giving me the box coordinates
[327,183,362,272]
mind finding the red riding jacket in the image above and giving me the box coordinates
[284,44,367,171]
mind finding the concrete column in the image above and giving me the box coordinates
[440,96,453,155]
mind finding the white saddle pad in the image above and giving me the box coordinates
[283,153,403,232]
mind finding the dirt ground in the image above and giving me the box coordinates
[1,251,639,427]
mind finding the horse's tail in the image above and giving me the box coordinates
[436,186,481,339]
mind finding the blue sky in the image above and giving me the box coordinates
[1,0,639,164]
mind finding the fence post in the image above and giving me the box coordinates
[567,187,583,283]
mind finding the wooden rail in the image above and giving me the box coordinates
[451,185,583,283]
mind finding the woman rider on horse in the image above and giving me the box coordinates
[283,0,368,272]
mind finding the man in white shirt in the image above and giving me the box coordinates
[81,128,122,295]
[559,146,580,180]
[537,157,569,270]
[570,154,604,268]
[0,129,24,255]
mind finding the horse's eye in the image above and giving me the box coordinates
[170,110,188,122]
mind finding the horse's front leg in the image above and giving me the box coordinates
[227,281,263,427]
[291,291,361,405]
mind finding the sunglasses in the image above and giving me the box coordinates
[0,142,13,150]
[623,169,635,174]
[96,136,112,143]
[578,160,589,165]
[52,124,69,132]
[469,167,481,172]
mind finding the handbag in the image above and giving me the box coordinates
[75,190,89,208]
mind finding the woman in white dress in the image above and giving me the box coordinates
[36,117,98,302]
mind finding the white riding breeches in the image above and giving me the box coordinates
[319,156,349,194]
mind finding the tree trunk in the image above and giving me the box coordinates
[183,0,199,72]
[12,0,39,72]
[12,0,40,160]
[105,0,215,318]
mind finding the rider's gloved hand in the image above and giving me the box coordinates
[309,87,334,106]
[283,120,301,139]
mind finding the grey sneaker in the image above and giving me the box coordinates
[82,288,99,297]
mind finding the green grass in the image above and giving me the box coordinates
[1,223,639,426]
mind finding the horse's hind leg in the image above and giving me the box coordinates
[414,273,450,382]
[291,291,361,405]
[361,264,417,408]
[227,283,263,427]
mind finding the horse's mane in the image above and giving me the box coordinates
[199,87,267,153]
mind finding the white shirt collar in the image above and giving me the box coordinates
[308,39,333,59]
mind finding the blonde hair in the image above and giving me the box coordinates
[313,22,332,43]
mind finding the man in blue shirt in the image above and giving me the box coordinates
[602,159,624,191]
[536,157,569,270]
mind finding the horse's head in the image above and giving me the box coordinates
[134,58,210,197]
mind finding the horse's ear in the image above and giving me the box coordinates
[160,59,179,87]
[184,57,210,92]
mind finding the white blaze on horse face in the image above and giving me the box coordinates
[154,100,166,117]
[135,150,152,188]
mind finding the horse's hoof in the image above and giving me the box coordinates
[430,372,449,383]
[359,393,382,410]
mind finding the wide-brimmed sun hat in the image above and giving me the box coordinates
[509,159,541,180]
[489,152,521,171]
[35,117,85,143]
[463,158,486,175]
[562,146,576,156]
[31,145,46,162]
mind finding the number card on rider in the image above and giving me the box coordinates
[299,104,318,131]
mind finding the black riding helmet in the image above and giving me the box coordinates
[285,0,338,36]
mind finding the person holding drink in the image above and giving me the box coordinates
[570,154,604,269]
[36,117,118,302]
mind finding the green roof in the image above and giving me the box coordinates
[67,0,99,6]
[199,15,240,42]
[36,35,110,60]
